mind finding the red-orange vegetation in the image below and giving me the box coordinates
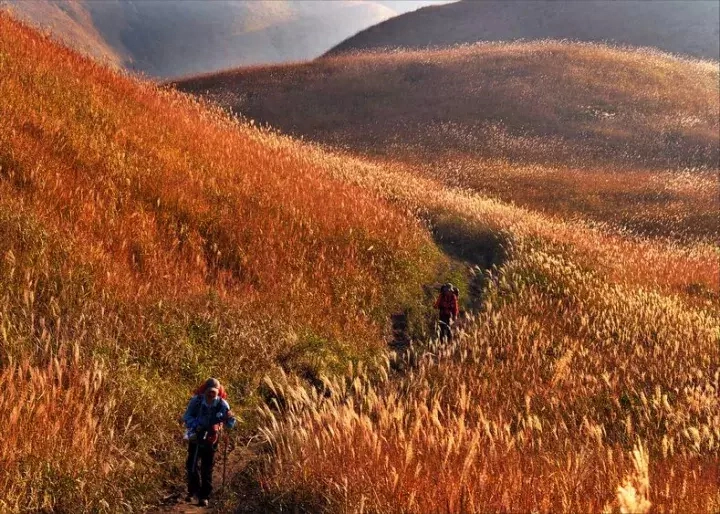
[173,40,720,514]
[2,12,719,514]
[177,41,720,242]
[0,14,443,510]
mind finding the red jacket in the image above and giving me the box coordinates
[434,291,459,318]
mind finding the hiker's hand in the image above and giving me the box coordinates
[226,416,237,430]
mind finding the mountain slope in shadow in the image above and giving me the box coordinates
[327,0,720,60]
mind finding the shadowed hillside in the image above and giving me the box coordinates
[176,42,719,241]
[328,0,720,60]
[2,0,447,78]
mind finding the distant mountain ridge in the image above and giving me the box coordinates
[2,0,449,78]
[328,0,720,60]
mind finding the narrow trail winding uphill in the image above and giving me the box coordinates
[4,8,719,513]
[152,237,494,513]
[1,12,456,512]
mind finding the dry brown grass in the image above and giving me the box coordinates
[0,346,162,511]
[177,41,720,242]
[2,12,719,513]
[213,56,720,509]
[0,14,447,511]
[301,151,719,300]
[248,105,719,513]
[259,230,719,512]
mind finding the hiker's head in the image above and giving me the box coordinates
[205,387,219,403]
[203,377,221,402]
[203,377,220,388]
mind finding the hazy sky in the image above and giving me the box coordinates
[4,0,457,77]
[377,1,457,13]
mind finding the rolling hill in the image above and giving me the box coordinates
[328,0,720,60]
[2,0,450,78]
[0,12,450,510]
[2,10,719,513]
[176,42,719,242]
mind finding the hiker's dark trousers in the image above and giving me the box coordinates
[187,442,216,500]
[439,312,453,341]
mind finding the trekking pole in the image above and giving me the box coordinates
[190,430,207,479]
[191,439,200,473]
[222,430,228,493]
[186,437,200,501]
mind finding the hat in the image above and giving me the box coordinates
[204,377,220,394]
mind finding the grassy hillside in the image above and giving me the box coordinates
[2,11,719,514]
[2,0,445,78]
[328,0,720,61]
[243,104,719,514]
[176,42,719,242]
[175,38,719,513]
[0,14,450,511]
[247,111,720,514]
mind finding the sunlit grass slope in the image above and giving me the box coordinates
[2,12,718,514]
[177,42,720,242]
[0,14,447,511]
[253,139,720,514]
[173,19,720,514]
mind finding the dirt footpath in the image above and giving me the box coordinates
[152,441,260,514]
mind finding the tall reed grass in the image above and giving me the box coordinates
[259,240,719,512]
[178,41,720,242]
[0,13,448,510]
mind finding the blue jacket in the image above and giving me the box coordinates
[183,395,235,433]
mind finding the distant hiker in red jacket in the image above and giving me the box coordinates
[183,378,236,507]
[434,283,459,342]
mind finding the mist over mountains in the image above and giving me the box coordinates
[329,0,720,60]
[3,0,451,78]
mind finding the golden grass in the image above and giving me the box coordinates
[410,157,719,243]
[259,241,719,512]
[0,14,447,511]
[297,150,719,300]
[177,41,720,242]
[183,47,720,509]
[0,346,166,511]
[2,12,719,513]
[244,99,719,513]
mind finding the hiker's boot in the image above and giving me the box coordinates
[184,494,194,503]
[198,498,209,507]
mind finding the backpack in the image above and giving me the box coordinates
[435,283,459,318]
[441,283,459,297]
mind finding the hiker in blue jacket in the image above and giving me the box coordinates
[183,378,236,507]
